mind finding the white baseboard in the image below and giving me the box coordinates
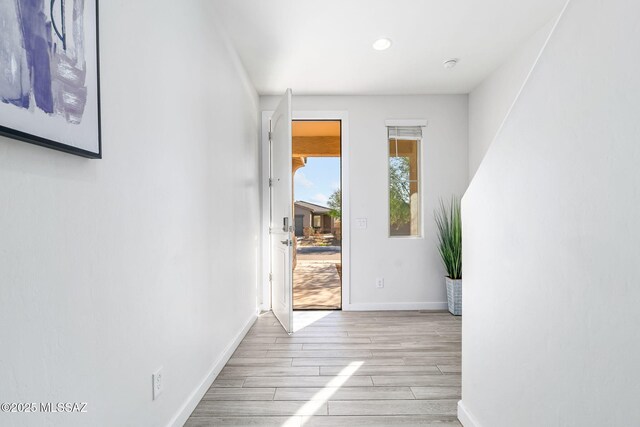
[168,310,258,427]
[458,400,482,427]
[344,302,448,311]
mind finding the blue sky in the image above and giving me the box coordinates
[294,157,340,206]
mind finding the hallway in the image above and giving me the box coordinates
[186,311,462,426]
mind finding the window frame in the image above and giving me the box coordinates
[387,130,424,239]
[312,214,323,229]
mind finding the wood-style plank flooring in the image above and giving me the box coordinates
[186,310,461,426]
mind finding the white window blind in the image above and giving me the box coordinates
[387,126,423,141]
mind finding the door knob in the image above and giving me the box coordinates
[280,239,290,246]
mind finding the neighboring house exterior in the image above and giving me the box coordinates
[294,201,336,236]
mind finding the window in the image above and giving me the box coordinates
[388,126,421,237]
[313,215,322,228]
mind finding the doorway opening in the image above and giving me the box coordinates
[292,120,342,310]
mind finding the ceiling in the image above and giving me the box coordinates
[292,121,341,158]
[292,121,340,137]
[211,0,565,95]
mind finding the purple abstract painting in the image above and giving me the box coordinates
[0,0,101,158]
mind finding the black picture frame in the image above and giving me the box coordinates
[0,0,102,159]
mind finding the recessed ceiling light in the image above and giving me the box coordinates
[444,58,459,69]
[373,38,392,51]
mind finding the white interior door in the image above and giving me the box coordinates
[270,89,293,333]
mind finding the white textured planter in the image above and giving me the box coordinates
[446,277,462,316]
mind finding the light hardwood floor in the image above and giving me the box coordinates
[186,310,462,427]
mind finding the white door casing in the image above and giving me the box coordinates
[260,110,350,313]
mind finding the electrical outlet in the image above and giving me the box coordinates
[376,278,384,288]
[152,368,163,400]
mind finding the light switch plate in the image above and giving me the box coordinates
[355,218,368,229]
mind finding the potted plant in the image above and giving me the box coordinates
[435,197,462,315]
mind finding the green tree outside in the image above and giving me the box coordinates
[327,189,341,219]
[389,157,411,232]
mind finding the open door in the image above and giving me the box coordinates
[270,89,293,333]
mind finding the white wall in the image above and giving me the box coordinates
[261,95,468,309]
[0,2,260,427]
[460,0,640,426]
[468,20,555,181]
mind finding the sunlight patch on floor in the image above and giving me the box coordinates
[282,361,364,427]
[293,310,334,332]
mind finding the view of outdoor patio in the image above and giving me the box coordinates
[293,232,342,309]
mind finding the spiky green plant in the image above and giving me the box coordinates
[434,197,462,279]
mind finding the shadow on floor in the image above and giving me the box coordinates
[293,260,341,310]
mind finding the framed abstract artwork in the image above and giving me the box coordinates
[0,0,101,158]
